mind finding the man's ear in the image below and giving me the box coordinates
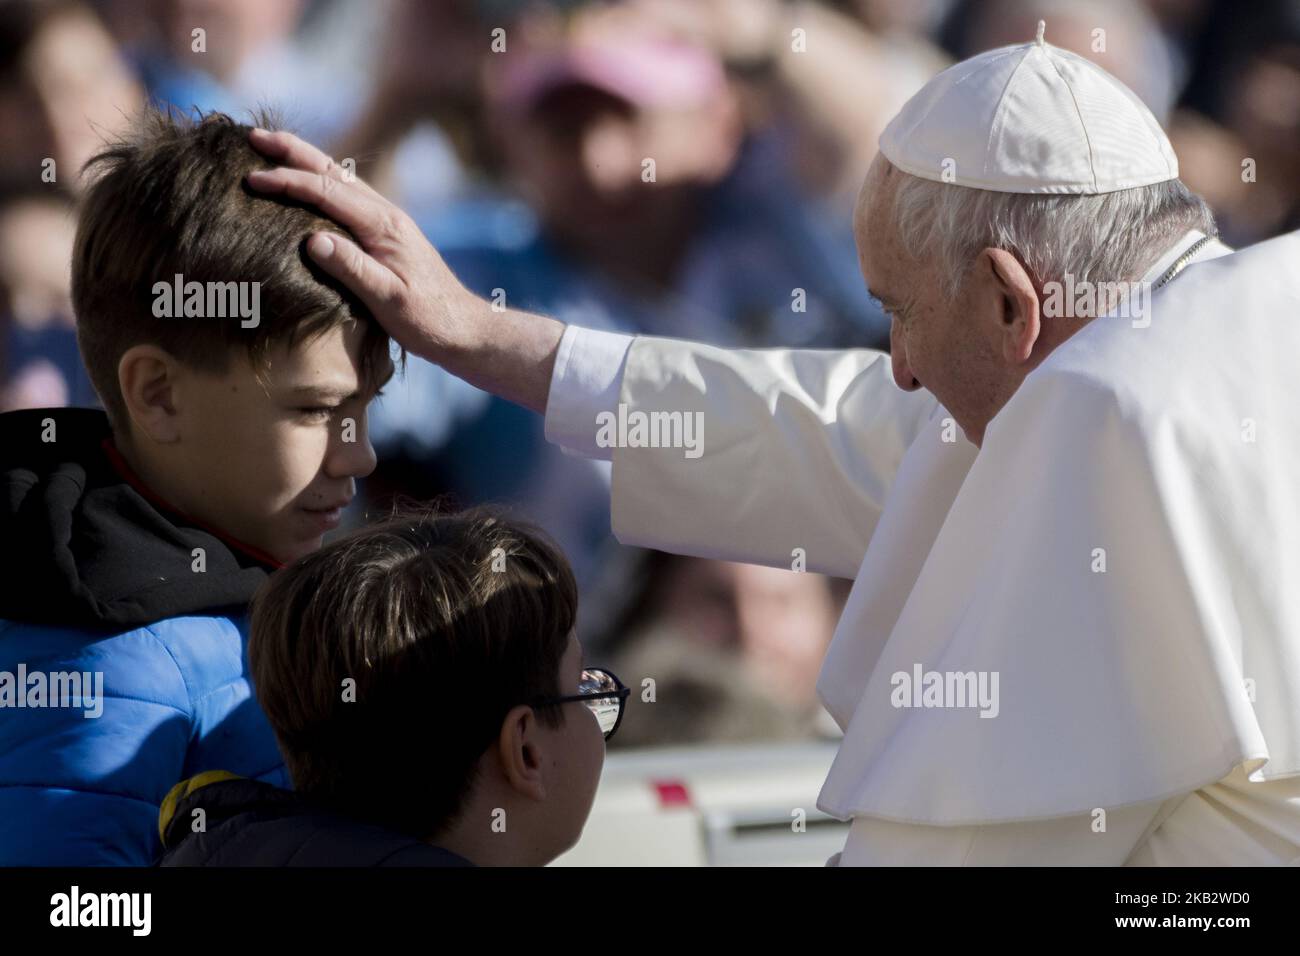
[980,247,1041,365]
[494,705,547,802]
[117,344,183,443]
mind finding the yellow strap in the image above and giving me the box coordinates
[158,769,243,846]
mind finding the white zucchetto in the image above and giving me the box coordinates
[879,20,1178,194]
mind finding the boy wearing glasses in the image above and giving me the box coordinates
[158,507,629,866]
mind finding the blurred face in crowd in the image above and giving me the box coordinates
[505,83,740,262]
[654,557,837,707]
[151,0,305,82]
[1231,48,1300,182]
[0,4,143,190]
[0,197,75,328]
[515,87,643,237]
[963,1,1167,120]
[118,321,390,564]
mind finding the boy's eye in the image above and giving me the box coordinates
[295,405,336,421]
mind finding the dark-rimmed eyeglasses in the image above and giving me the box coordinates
[533,667,630,741]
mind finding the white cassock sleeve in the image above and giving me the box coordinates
[544,325,941,579]
[544,326,635,460]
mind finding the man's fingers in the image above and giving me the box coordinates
[248,127,335,175]
[247,166,384,238]
[307,231,403,311]
[249,127,384,198]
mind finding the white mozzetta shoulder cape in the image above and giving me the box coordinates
[816,231,1300,824]
[602,231,1297,829]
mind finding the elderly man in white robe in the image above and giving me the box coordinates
[246,23,1300,865]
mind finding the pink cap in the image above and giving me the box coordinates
[496,38,726,115]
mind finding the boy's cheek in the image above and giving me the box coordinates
[229,422,330,499]
[196,447,305,539]
[187,407,334,553]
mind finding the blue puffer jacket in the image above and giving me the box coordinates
[0,408,290,865]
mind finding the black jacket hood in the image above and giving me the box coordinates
[0,407,275,631]
[159,776,475,867]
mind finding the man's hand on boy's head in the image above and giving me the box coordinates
[245,128,475,358]
[245,128,565,416]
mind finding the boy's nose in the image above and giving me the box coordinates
[326,415,379,479]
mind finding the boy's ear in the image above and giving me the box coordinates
[118,344,183,443]
[495,705,547,802]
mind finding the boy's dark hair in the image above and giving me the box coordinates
[249,506,578,840]
[71,106,390,430]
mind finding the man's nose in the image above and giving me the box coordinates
[890,317,921,391]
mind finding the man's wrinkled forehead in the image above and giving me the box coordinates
[855,154,897,233]
[854,155,901,285]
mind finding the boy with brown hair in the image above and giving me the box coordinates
[0,108,392,864]
[160,507,626,867]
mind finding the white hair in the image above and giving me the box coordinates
[888,170,1216,301]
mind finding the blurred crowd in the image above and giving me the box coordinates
[2,0,1297,748]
